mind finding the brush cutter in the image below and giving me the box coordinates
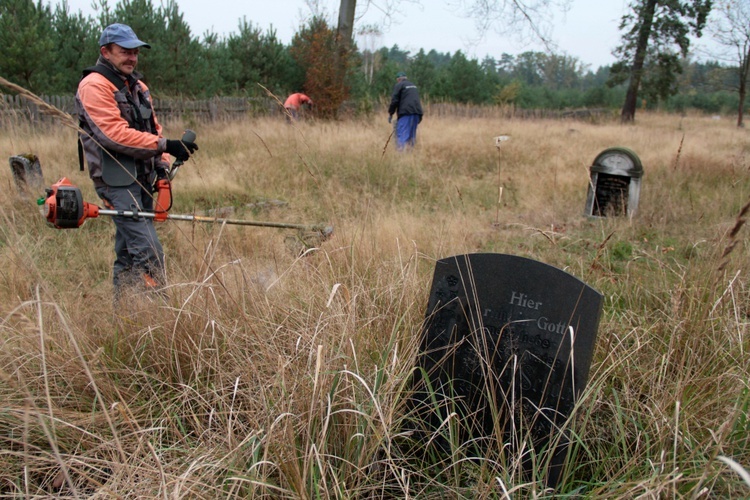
[38,177,333,239]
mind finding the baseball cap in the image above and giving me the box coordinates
[99,23,151,49]
[396,71,407,78]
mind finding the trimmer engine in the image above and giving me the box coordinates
[40,177,100,228]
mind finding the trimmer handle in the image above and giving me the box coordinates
[168,129,196,180]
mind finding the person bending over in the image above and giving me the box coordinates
[388,71,423,150]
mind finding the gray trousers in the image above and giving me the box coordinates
[96,180,165,291]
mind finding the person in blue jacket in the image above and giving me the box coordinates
[388,71,423,150]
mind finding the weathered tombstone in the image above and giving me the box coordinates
[584,147,643,217]
[9,154,44,193]
[409,253,603,488]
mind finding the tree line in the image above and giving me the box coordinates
[0,0,743,119]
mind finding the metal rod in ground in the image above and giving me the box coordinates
[97,209,333,235]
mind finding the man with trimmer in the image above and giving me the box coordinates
[76,23,198,296]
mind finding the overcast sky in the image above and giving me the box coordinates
[58,0,720,70]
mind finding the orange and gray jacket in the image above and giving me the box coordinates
[76,57,170,187]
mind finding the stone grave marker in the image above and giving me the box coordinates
[9,154,44,193]
[409,253,603,488]
[584,147,643,217]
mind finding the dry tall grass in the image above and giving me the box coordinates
[1,110,749,497]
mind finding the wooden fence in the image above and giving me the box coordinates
[0,93,612,126]
[425,102,613,121]
[0,94,283,125]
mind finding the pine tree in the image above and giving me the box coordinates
[610,0,712,122]
[0,0,56,93]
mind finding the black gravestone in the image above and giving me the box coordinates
[410,253,603,488]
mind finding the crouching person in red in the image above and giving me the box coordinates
[284,92,313,122]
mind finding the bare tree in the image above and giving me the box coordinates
[337,0,421,44]
[333,0,573,100]
[453,0,572,49]
[357,23,383,84]
[711,0,750,127]
[336,0,571,49]
[337,0,357,49]
[335,0,415,81]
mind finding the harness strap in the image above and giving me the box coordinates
[82,64,128,91]
[78,138,85,171]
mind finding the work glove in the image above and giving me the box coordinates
[388,114,392,124]
[165,139,199,162]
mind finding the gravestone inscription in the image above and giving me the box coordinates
[593,173,629,216]
[410,253,603,488]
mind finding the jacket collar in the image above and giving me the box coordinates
[96,55,143,87]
